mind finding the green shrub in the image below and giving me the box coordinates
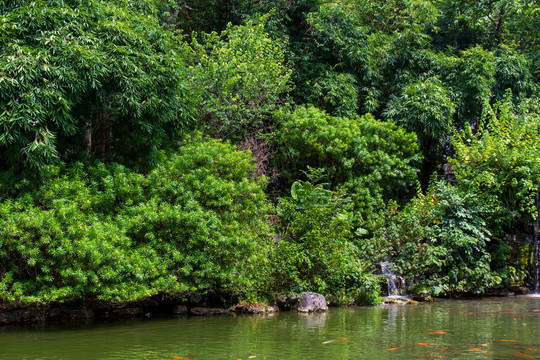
[373,181,501,296]
[123,136,273,296]
[272,105,420,229]
[191,17,292,141]
[268,179,381,305]
[0,135,272,303]
[0,198,166,303]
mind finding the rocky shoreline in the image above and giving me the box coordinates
[0,292,330,325]
[1,287,533,325]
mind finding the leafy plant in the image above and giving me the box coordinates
[190,17,292,141]
[375,181,501,296]
[0,135,273,303]
[0,0,198,176]
[269,179,380,305]
[272,105,420,228]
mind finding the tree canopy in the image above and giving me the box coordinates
[0,0,198,175]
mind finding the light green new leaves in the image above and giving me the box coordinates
[451,93,540,224]
[191,17,292,140]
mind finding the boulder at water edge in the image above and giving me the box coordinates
[294,292,328,313]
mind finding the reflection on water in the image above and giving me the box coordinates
[0,297,539,359]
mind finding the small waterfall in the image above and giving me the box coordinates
[379,261,405,297]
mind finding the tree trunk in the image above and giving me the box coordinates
[90,107,111,161]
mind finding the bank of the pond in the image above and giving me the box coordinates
[0,293,231,325]
[0,291,332,325]
[1,286,537,325]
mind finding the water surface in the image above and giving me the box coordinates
[1,296,539,359]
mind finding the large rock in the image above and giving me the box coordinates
[294,292,328,313]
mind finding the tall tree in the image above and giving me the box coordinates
[0,0,198,176]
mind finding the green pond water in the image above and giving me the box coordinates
[1,296,539,359]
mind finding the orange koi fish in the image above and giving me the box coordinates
[386,347,400,351]
[515,352,534,358]
[497,339,520,342]
[171,357,192,360]
[429,330,449,334]
[419,355,446,358]
[337,337,350,341]
[469,348,489,354]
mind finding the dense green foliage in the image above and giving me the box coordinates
[1,0,540,306]
[0,137,271,303]
[451,95,540,231]
[190,18,291,141]
[450,95,540,286]
[272,106,419,228]
[0,0,198,175]
[269,180,380,305]
[371,181,501,296]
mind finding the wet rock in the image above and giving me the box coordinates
[276,294,287,306]
[48,307,63,320]
[293,292,328,313]
[509,286,530,295]
[484,288,512,296]
[0,311,15,324]
[230,304,279,314]
[412,292,434,302]
[60,307,94,320]
[172,305,188,315]
[383,296,418,305]
[189,307,230,316]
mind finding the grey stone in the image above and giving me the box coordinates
[294,292,328,313]
[276,294,301,310]
[509,286,530,295]
[277,294,288,306]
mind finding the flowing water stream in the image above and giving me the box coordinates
[0,296,539,359]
